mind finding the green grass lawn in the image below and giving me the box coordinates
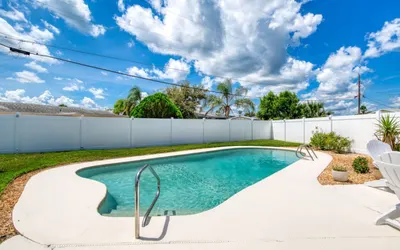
[0,140,300,194]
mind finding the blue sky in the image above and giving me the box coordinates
[0,0,399,114]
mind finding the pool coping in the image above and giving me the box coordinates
[12,146,400,247]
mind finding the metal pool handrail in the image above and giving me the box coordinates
[135,164,161,239]
[296,144,318,161]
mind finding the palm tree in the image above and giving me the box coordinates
[125,86,142,115]
[360,105,367,114]
[203,79,255,118]
[375,115,400,149]
[113,99,127,115]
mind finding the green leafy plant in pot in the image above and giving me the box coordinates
[332,165,348,182]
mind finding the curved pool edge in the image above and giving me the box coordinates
[12,146,333,245]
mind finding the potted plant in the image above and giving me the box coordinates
[332,165,348,182]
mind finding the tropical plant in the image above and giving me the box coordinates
[165,81,206,118]
[131,93,183,118]
[352,156,369,174]
[126,86,142,114]
[375,115,400,149]
[203,79,255,118]
[113,99,127,115]
[299,101,331,118]
[112,86,143,116]
[360,105,367,114]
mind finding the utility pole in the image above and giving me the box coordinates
[358,74,361,114]
[354,74,361,114]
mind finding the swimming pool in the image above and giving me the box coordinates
[78,148,298,217]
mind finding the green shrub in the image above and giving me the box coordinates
[310,129,351,153]
[310,131,328,150]
[332,165,347,172]
[131,93,183,119]
[352,157,369,174]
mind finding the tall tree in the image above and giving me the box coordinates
[131,93,183,118]
[112,86,143,116]
[126,86,142,115]
[113,99,127,115]
[204,79,255,118]
[299,101,330,118]
[257,91,332,120]
[165,81,207,118]
[360,104,367,114]
[257,91,278,120]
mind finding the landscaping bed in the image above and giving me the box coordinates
[318,151,382,185]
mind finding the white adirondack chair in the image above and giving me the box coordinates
[365,140,392,188]
[375,152,400,230]
[367,140,392,163]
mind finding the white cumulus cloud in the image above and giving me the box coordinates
[33,0,106,37]
[88,88,105,99]
[7,71,45,84]
[0,7,28,22]
[115,0,321,91]
[24,61,48,73]
[364,18,400,58]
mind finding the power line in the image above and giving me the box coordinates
[0,33,190,73]
[0,41,255,98]
[0,40,364,103]
[364,96,394,109]
[0,33,275,86]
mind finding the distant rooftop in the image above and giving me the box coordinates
[0,102,118,117]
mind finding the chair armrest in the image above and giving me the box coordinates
[380,151,400,164]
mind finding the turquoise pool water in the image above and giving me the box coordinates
[78,148,298,217]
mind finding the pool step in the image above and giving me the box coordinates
[106,206,178,217]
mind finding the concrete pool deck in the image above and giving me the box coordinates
[3,146,400,249]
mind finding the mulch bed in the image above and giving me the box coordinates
[318,151,383,185]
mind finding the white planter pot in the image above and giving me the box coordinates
[332,170,348,182]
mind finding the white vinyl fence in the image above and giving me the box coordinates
[1,111,397,154]
[0,114,273,154]
[271,111,400,154]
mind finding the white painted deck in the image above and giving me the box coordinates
[4,147,400,249]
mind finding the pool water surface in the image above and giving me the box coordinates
[78,148,298,216]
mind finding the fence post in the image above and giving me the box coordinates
[130,117,133,148]
[79,115,84,150]
[14,112,20,153]
[229,119,231,142]
[283,119,287,142]
[376,110,381,120]
[251,118,254,140]
[329,115,333,133]
[170,117,174,145]
[302,117,306,144]
[202,118,206,144]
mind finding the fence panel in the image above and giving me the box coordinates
[304,118,331,144]
[332,114,376,153]
[204,120,230,143]
[172,119,203,145]
[230,120,252,141]
[285,119,304,143]
[272,121,285,141]
[17,116,80,152]
[132,118,171,147]
[82,117,130,149]
[253,121,272,140]
[0,115,16,153]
